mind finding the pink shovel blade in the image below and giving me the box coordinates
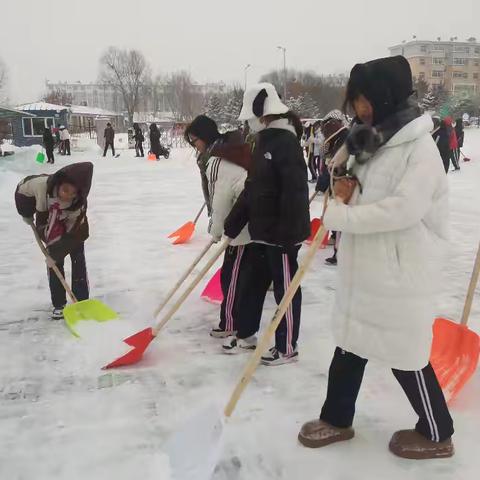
[103,327,155,369]
[201,268,223,305]
[168,221,195,245]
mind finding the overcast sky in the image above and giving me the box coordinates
[1,0,479,104]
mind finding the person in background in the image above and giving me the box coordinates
[454,117,464,167]
[133,123,144,157]
[43,127,55,164]
[433,119,453,173]
[443,117,459,171]
[14,163,93,320]
[149,123,161,159]
[312,122,324,180]
[298,55,453,459]
[103,122,115,157]
[59,126,71,155]
[315,109,349,265]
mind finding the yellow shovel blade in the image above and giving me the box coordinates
[63,299,118,337]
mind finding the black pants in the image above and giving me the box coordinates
[450,149,459,169]
[48,243,89,308]
[46,146,54,163]
[135,140,144,157]
[441,153,450,173]
[103,141,115,156]
[219,244,266,334]
[63,139,71,155]
[307,153,317,180]
[232,243,302,354]
[320,347,454,442]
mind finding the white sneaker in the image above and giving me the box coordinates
[210,328,236,339]
[261,347,298,366]
[222,335,257,354]
[52,307,64,320]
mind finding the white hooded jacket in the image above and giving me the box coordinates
[324,114,449,370]
[206,156,250,247]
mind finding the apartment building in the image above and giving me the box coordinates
[389,38,480,95]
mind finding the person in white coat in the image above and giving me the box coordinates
[185,115,260,353]
[59,126,71,155]
[298,56,454,459]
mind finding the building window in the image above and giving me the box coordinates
[432,70,444,77]
[432,45,444,51]
[453,58,468,65]
[453,46,470,53]
[432,58,443,65]
[419,72,426,79]
[419,57,426,65]
[420,45,427,52]
[474,73,479,79]
[475,61,480,67]
[22,117,56,137]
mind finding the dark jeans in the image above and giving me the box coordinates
[63,139,71,155]
[103,141,115,156]
[135,140,144,156]
[48,243,89,308]
[320,347,454,442]
[46,146,54,163]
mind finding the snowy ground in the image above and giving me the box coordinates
[0,132,479,480]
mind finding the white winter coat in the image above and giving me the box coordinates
[206,156,251,247]
[60,129,70,141]
[323,114,449,371]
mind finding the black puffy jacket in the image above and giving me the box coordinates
[225,126,310,247]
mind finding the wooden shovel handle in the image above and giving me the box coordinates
[461,241,480,326]
[152,238,230,336]
[29,222,78,303]
[309,191,318,204]
[224,225,327,418]
[193,202,207,225]
[153,239,215,318]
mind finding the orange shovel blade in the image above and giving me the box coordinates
[167,221,195,245]
[103,327,155,369]
[430,317,480,402]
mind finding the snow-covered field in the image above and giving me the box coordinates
[0,132,479,480]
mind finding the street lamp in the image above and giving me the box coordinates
[277,46,287,100]
[244,64,251,91]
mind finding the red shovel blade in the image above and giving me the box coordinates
[430,317,480,402]
[305,218,322,244]
[103,327,155,369]
[168,221,195,245]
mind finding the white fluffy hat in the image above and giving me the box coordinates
[238,82,288,121]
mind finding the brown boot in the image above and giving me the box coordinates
[298,419,354,448]
[389,430,454,459]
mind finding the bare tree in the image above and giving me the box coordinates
[165,71,204,121]
[42,88,73,106]
[99,47,151,124]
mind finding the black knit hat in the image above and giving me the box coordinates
[185,115,220,146]
[345,56,414,125]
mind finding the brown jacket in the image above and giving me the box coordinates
[15,162,93,261]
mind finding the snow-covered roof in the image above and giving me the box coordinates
[15,102,69,112]
[0,105,36,119]
[69,105,121,117]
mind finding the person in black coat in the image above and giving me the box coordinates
[224,82,310,366]
[133,123,144,157]
[43,128,55,164]
[103,123,115,157]
[149,123,161,159]
[432,119,451,173]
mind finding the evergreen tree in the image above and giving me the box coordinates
[205,94,225,123]
[420,88,437,112]
[223,88,243,125]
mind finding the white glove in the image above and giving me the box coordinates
[211,234,222,243]
[22,216,34,225]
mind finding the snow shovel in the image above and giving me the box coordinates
[35,150,45,164]
[168,202,206,245]
[201,267,223,305]
[104,238,230,369]
[431,241,480,402]
[164,224,328,480]
[460,149,471,162]
[29,222,117,337]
